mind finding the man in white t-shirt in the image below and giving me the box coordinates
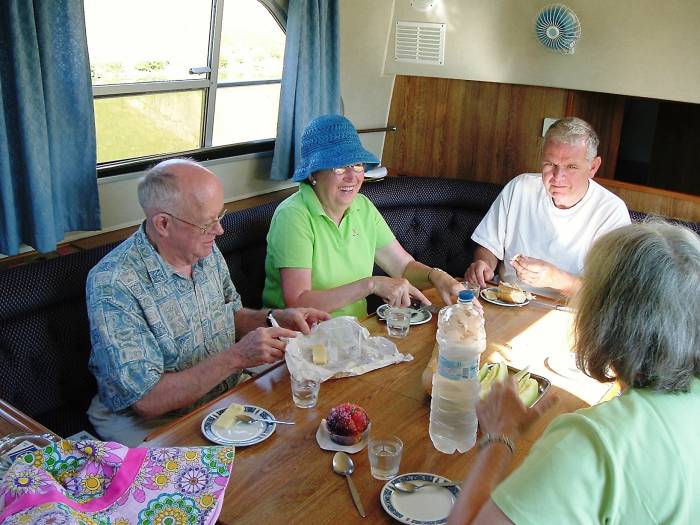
[465,117,631,297]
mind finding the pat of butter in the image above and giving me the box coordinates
[213,402,245,433]
[311,344,328,365]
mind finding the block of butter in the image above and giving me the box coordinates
[311,343,328,365]
[212,402,245,433]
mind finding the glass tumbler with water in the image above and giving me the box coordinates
[386,307,411,338]
[290,376,320,408]
[429,290,486,454]
[368,435,403,480]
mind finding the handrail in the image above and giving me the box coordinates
[357,125,397,134]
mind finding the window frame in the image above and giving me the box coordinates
[93,0,286,177]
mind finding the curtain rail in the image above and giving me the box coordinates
[357,125,397,134]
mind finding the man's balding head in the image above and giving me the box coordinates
[138,159,220,217]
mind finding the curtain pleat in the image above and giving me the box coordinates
[270,0,341,181]
[0,0,100,255]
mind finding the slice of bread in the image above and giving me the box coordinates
[496,281,528,304]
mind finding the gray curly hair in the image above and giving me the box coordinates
[544,117,600,162]
[574,222,700,392]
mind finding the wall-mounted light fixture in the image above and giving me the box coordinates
[411,0,439,12]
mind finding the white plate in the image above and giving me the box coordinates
[546,352,580,379]
[380,472,460,525]
[480,287,530,308]
[376,304,432,325]
[201,405,276,446]
[315,419,370,454]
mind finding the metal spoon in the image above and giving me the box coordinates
[236,414,295,425]
[391,480,460,493]
[332,451,366,518]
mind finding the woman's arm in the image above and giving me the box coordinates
[377,241,463,305]
[449,379,557,524]
[280,266,429,312]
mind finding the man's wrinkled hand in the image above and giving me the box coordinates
[274,307,330,335]
[465,260,494,288]
[512,256,561,289]
[232,326,295,368]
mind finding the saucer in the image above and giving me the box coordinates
[201,405,276,446]
[376,304,432,325]
[315,419,370,454]
[381,472,460,525]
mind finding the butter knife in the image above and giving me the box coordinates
[529,299,575,313]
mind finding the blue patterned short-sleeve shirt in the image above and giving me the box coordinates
[86,225,242,415]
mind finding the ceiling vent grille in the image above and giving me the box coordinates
[394,21,446,65]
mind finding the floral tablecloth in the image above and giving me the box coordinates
[0,439,234,524]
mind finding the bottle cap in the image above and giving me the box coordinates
[458,290,474,302]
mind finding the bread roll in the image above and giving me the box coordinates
[496,282,528,304]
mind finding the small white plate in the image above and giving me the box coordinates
[546,352,580,379]
[376,304,432,325]
[201,405,276,446]
[381,472,460,525]
[315,419,370,454]
[480,287,530,307]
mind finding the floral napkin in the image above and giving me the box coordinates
[0,438,234,524]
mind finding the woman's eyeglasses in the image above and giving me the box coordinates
[162,210,228,235]
[332,163,365,175]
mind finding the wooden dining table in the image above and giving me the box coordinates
[145,291,617,524]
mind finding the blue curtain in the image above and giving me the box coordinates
[270,0,341,181]
[0,0,100,256]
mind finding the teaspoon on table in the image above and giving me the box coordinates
[332,451,366,518]
[391,480,460,493]
[236,414,295,425]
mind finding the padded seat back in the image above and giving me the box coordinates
[0,244,118,437]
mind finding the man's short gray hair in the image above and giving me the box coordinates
[544,117,600,161]
[574,221,700,392]
[137,159,197,215]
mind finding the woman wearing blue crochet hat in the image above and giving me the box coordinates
[263,114,463,318]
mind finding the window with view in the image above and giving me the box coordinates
[85,0,285,165]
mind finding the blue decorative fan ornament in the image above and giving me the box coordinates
[535,4,581,54]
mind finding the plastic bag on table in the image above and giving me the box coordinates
[285,316,413,382]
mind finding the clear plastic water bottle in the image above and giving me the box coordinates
[429,289,486,453]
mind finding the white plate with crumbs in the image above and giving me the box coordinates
[381,472,460,525]
[201,405,276,446]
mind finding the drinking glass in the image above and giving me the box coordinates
[463,282,481,299]
[290,376,320,408]
[368,435,403,480]
[386,308,411,338]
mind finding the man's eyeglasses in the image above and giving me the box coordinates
[163,210,228,235]
[332,163,365,175]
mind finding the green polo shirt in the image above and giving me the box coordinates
[492,377,700,523]
[263,183,395,318]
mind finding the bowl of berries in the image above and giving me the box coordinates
[325,403,370,446]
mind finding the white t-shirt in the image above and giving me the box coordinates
[471,173,631,295]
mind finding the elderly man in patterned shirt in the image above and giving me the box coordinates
[86,159,329,446]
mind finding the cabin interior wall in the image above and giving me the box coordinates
[383,0,700,105]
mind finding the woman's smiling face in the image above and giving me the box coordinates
[310,164,365,219]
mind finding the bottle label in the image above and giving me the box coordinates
[437,355,479,381]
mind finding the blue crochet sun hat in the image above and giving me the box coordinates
[292,114,380,182]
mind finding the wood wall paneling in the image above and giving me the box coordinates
[383,76,628,184]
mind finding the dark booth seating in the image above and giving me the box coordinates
[0,176,697,438]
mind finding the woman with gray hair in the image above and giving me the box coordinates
[450,222,700,524]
